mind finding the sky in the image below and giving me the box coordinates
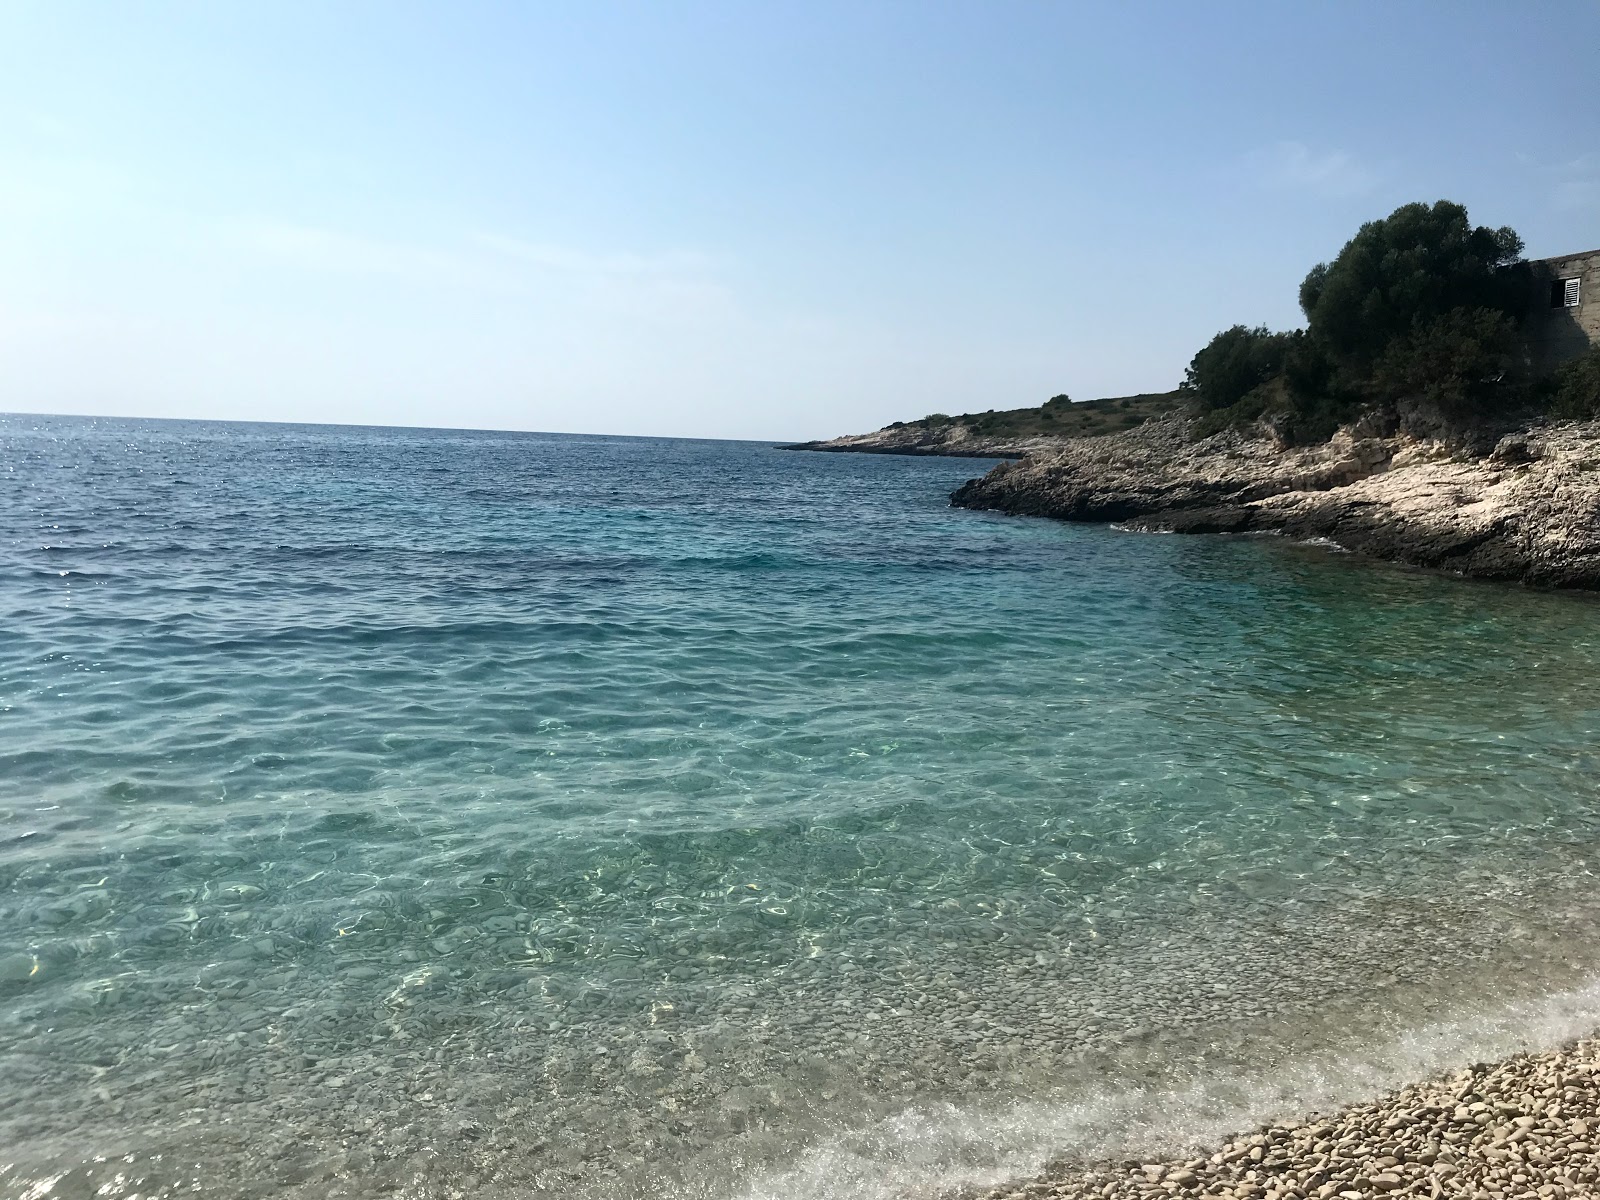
[0,2,1596,441]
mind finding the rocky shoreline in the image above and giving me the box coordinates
[978,1035,1600,1200]
[781,425,1044,458]
[947,415,1600,591]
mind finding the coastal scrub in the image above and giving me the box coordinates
[1182,201,1541,445]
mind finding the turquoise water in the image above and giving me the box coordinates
[3,414,1600,1200]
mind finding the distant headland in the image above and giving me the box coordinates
[788,201,1600,590]
[781,391,1187,458]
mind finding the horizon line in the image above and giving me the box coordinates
[0,408,798,445]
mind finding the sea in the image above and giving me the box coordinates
[3,413,1600,1200]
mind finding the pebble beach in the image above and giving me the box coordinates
[982,1038,1600,1200]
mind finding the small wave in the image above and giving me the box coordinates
[1296,535,1350,553]
[729,975,1600,1200]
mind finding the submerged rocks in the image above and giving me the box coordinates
[950,416,1600,590]
[982,1035,1600,1200]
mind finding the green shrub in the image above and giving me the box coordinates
[1182,325,1294,410]
[1371,307,1519,413]
[1276,391,1365,445]
[1283,331,1336,398]
[1186,366,1362,446]
[1189,386,1276,439]
[1549,347,1600,420]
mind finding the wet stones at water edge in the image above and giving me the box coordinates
[981,1036,1600,1200]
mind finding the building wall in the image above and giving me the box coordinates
[1525,250,1600,375]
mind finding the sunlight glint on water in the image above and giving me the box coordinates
[1,414,1599,1199]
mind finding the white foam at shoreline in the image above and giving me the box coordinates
[724,974,1600,1200]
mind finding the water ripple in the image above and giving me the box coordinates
[1,414,1599,1199]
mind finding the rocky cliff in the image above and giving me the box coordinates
[949,415,1600,590]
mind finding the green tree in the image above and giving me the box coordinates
[1372,307,1520,412]
[1298,200,1525,372]
[1181,325,1293,410]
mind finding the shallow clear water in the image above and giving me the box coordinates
[2,414,1600,1200]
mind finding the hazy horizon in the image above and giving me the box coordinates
[0,406,826,442]
[2,2,1596,441]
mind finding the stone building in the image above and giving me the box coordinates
[1525,249,1600,374]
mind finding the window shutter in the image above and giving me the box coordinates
[1565,277,1582,307]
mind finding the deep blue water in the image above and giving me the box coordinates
[3,414,1600,1200]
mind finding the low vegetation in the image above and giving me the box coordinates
[884,201,1587,451]
[1547,345,1600,420]
[887,391,1186,441]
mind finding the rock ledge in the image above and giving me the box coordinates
[949,416,1600,590]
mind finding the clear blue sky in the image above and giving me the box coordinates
[1,2,1595,440]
